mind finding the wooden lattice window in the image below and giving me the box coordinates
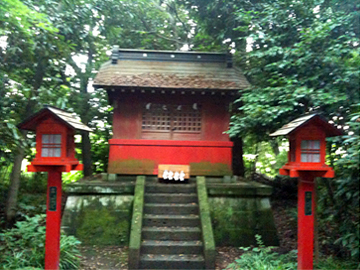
[142,104,171,131]
[173,105,201,132]
[41,134,61,157]
[142,103,201,133]
[301,140,320,163]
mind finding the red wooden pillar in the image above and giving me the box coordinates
[297,172,316,270]
[45,169,62,270]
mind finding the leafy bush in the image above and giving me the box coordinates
[225,235,297,270]
[0,214,81,269]
[314,256,359,270]
[19,172,48,194]
[62,171,83,186]
[17,194,47,219]
[225,235,360,270]
[318,108,360,260]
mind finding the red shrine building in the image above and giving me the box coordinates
[93,48,250,176]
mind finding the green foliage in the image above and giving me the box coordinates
[87,89,113,173]
[17,194,47,219]
[62,171,84,185]
[229,0,359,140]
[225,235,297,270]
[222,0,360,262]
[0,0,56,35]
[0,171,47,221]
[242,139,288,178]
[314,256,359,270]
[19,172,47,194]
[180,0,251,52]
[318,107,360,259]
[0,214,81,270]
[225,235,359,269]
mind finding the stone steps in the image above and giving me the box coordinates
[145,183,197,193]
[144,203,199,215]
[140,180,205,269]
[144,193,198,204]
[142,226,202,241]
[141,240,203,254]
[139,254,205,269]
[143,214,200,227]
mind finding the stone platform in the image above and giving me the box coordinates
[61,175,279,247]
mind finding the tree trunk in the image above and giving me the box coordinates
[270,139,280,156]
[232,137,245,177]
[5,56,45,224]
[321,177,336,206]
[81,131,92,177]
[79,91,92,177]
[76,50,93,177]
[5,132,26,225]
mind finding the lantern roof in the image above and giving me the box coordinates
[270,114,342,137]
[93,47,250,91]
[18,105,92,132]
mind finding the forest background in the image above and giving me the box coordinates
[0,0,359,267]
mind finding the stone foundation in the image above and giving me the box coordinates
[61,176,278,247]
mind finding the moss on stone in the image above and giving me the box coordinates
[207,183,272,197]
[76,209,130,245]
[196,176,216,269]
[128,176,145,270]
[108,159,155,174]
[190,162,232,176]
[208,196,279,246]
[66,183,135,194]
[62,195,133,246]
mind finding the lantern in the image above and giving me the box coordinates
[18,105,91,270]
[270,114,342,270]
[18,105,91,172]
[270,114,342,178]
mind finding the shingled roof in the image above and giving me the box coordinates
[18,105,92,132]
[270,114,342,137]
[93,48,250,91]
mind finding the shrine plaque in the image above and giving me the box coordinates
[305,191,312,216]
[49,186,57,211]
[158,164,190,180]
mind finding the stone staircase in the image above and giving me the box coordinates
[139,180,206,269]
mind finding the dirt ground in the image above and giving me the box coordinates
[79,245,244,270]
[79,199,297,270]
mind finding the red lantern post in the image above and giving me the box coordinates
[270,114,342,270]
[18,106,91,270]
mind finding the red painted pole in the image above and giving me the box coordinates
[297,173,315,270]
[45,169,62,270]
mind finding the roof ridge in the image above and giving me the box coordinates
[43,104,74,114]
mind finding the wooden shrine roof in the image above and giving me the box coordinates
[93,48,250,91]
[18,105,92,132]
[270,114,342,137]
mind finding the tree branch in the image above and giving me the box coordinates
[165,2,191,34]
[67,56,82,76]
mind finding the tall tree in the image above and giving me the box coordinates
[226,0,359,258]
[45,0,195,176]
[1,0,71,223]
[1,0,196,222]
[228,0,359,139]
